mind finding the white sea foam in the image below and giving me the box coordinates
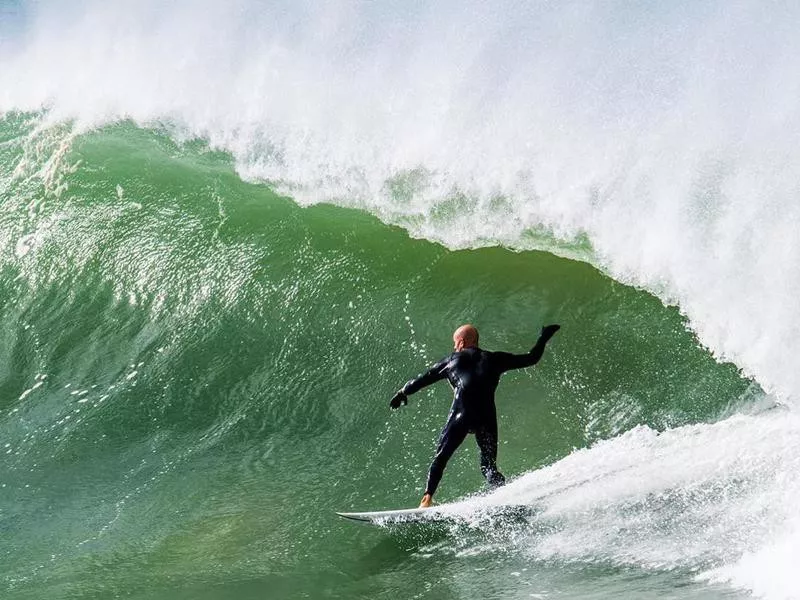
[2,2,800,596]
[446,408,800,599]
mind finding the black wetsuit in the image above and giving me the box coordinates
[396,326,559,497]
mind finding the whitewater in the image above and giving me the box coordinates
[2,1,800,599]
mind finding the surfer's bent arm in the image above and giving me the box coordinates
[401,357,450,395]
[389,356,450,409]
[492,325,561,373]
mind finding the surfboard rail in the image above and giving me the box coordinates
[335,506,452,525]
[336,503,534,526]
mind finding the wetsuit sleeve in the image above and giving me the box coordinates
[400,356,450,396]
[490,326,559,373]
[490,344,546,373]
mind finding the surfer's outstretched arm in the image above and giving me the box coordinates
[389,356,450,409]
[491,324,560,373]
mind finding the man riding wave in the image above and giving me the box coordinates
[390,323,560,508]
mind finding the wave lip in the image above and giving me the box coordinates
[4,1,800,404]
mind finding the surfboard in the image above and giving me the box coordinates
[336,506,453,525]
[336,503,533,526]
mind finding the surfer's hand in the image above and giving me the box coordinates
[540,324,560,342]
[389,391,408,409]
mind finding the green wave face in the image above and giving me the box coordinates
[0,117,753,599]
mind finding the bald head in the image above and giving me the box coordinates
[453,324,479,351]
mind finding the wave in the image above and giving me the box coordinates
[3,1,800,403]
[1,110,789,600]
[7,1,800,408]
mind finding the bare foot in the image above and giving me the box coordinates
[419,493,433,508]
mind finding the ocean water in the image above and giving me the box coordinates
[2,2,800,599]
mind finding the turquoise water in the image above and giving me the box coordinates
[0,115,760,600]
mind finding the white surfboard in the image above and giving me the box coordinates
[336,505,455,525]
[336,503,533,526]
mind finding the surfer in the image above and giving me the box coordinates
[389,323,560,508]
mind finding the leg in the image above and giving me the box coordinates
[424,413,469,498]
[475,422,505,488]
